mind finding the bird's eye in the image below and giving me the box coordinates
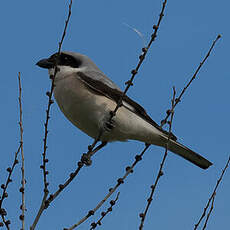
[56,53,82,68]
[61,55,72,64]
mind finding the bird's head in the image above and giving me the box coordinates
[36,51,99,79]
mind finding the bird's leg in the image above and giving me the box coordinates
[88,129,104,151]
[104,120,115,132]
[81,141,107,166]
[90,141,107,157]
[103,112,116,132]
[88,139,99,152]
[81,113,113,166]
[82,130,107,166]
[87,114,114,153]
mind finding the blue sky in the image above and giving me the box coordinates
[0,0,229,229]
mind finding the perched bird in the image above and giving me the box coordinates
[36,51,212,169]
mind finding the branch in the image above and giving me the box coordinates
[137,34,221,230]
[44,142,107,208]
[110,0,168,119]
[201,194,216,230]
[64,144,150,230]
[30,1,73,229]
[161,34,221,126]
[139,87,176,230]
[194,156,230,230]
[40,0,73,196]
[18,72,25,230]
[0,148,21,230]
[0,73,24,229]
[89,192,120,230]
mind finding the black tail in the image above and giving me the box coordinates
[166,139,212,169]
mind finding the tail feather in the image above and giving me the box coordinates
[167,139,212,169]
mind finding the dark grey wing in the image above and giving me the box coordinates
[83,70,121,90]
[77,71,177,141]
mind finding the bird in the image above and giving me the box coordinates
[36,51,212,169]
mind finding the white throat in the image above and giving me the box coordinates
[48,66,86,81]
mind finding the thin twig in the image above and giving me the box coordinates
[64,144,150,230]
[194,156,230,230]
[41,0,73,195]
[202,193,216,230]
[18,72,25,229]
[45,142,107,208]
[30,1,73,229]
[0,142,20,230]
[89,192,120,230]
[109,0,168,121]
[161,34,221,126]
[137,34,222,230]
[0,73,25,229]
[0,215,10,230]
[136,34,221,230]
[0,144,21,230]
[139,87,176,230]
[0,142,21,229]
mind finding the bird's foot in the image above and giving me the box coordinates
[104,119,115,132]
[81,153,92,166]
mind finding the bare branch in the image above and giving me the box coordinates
[30,1,73,229]
[202,193,216,230]
[0,73,25,229]
[89,192,120,230]
[18,72,25,230]
[139,87,176,230]
[161,34,221,126]
[64,144,150,230]
[40,0,73,196]
[0,215,10,230]
[45,142,107,208]
[194,156,230,230]
[0,146,21,230]
[137,34,221,230]
[0,147,20,230]
[110,0,168,119]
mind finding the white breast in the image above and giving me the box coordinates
[53,71,164,144]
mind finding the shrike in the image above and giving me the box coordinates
[36,51,212,169]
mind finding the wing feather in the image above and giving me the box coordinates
[77,71,177,141]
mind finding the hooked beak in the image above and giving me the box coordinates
[36,58,54,69]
